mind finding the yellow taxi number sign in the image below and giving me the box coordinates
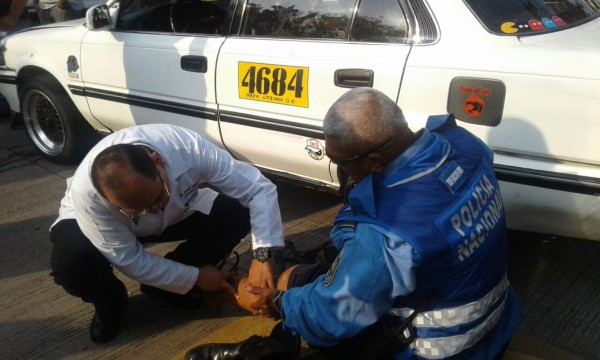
[239,62,309,108]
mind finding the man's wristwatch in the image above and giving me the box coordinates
[252,247,273,263]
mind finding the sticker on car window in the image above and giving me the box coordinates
[500,16,566,34]
[238,62,309,107]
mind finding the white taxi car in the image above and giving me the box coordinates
[0,0,599,240]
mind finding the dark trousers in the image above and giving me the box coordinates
[49,195,250,307]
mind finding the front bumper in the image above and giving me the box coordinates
[0,70,19,113]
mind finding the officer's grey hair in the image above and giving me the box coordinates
[323,88,407,149]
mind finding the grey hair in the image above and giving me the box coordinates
[323,88,407,149]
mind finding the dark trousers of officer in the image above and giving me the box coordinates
[49,194,250,310]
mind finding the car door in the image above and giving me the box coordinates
[79,0,230,145]
[216,0,412,188]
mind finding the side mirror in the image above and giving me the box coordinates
[86,5,111,31]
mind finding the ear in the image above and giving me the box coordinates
[148,150,164,167]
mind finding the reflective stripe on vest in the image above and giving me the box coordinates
[413,296,506,358]
[389,277,508,328]
[388,277,509,358]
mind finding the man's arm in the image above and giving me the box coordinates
[0,0,27,30]
[185,130,285,288]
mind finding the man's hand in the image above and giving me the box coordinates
[245,285,280,319]
[57,0,69,10]
[248,259,276,288]
[195,265,238,299]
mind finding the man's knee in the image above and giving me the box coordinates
[281,263,330,289]
[49,219,116,300]
[211,195,250,230]
[276,265,299,290]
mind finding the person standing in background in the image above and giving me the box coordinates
[34,0,85,24]
[0,0,31,129]
[0,0,27,31]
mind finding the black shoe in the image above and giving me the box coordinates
[140,284,204,309]
[89,296,127,344]
[9,116,24,130]
[184,334,299,360]
[89,311,120,344]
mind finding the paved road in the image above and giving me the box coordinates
[0,115,597,359]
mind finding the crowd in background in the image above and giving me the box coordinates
[0,0,88,129]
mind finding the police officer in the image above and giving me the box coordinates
[50,124,284,343]
[188,88,522,360]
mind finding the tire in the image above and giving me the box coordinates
[20,75,99,163]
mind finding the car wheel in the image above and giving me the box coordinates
[20,75,98,163]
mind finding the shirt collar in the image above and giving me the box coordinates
[383,129,432,178]
[347,129,432,218]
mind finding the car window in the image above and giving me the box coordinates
[240,0,409,43]
[115,0,229,34]
[464,0,600,35]
[240,0,355,39]
[350,0,408,43]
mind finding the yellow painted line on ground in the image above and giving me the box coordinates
[172,316,277,360]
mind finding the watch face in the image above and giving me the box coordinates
[253,247,271,263]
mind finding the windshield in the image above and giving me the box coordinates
[463,0,600,35]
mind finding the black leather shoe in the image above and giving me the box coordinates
[140,284,204,309]
[184,334,299,360]
[89,296,127,344]
[185,323,300,360]
[89,311,120,344]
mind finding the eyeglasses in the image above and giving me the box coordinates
[326,137,392,166]
[119,170,170,219]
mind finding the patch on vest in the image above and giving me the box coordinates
[440,161,467,193]
[324,249,343,287]
[435,173,505,264]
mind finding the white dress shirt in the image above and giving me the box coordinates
[39,0,85,11]
[52,124,284,294]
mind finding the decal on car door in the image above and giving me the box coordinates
[447,77,506,127]
[238,62,309,107]
[305,139,325,160]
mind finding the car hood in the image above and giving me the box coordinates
[14,17,86,34]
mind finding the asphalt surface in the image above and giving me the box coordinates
[1,114,598,360]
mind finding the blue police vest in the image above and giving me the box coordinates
[334,115,522,359]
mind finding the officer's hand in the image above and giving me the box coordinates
[248,260,275,289]
[195,265,238,299]
[246,285,279,319]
